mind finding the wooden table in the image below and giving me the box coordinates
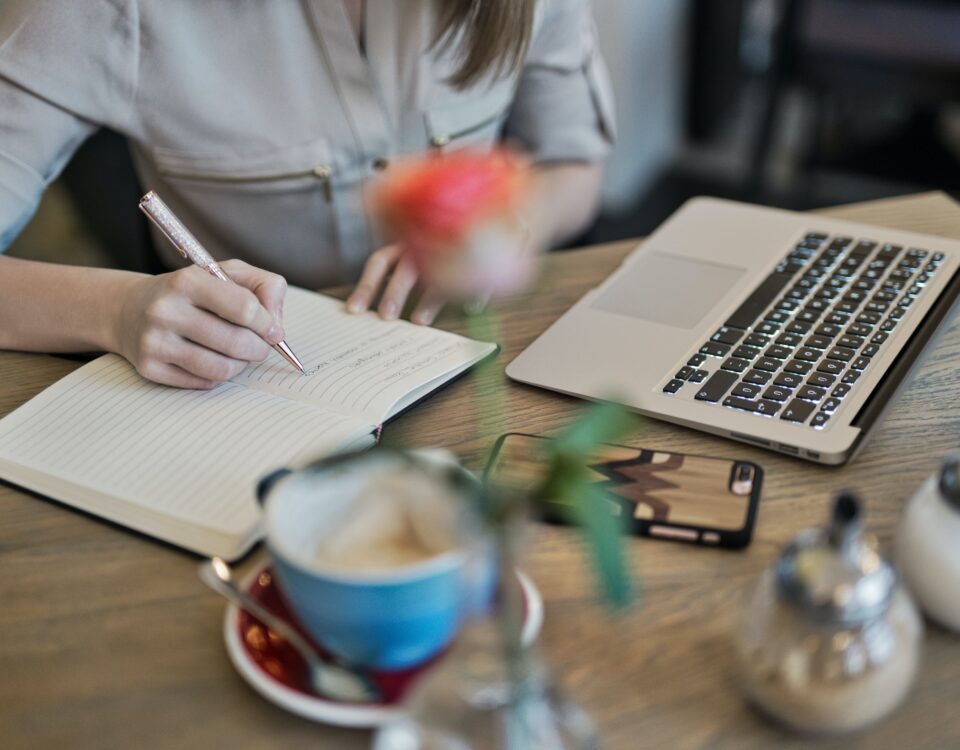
[2,192,959,749]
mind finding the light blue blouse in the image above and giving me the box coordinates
[0,0,615,288]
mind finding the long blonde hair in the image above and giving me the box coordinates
[433,0,536,88]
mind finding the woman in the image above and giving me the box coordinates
[0,0,614,389]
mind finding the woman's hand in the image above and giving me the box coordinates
[345,244,448,325]
[113,259,288,389]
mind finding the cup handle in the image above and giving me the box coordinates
[256,467,293,507]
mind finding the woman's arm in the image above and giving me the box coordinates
[525,161,603,250]
[0,255,289,389]
[346,160,604,325]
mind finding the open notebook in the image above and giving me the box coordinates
[0,288,495,559]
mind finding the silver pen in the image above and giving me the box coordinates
[138,190,305,374]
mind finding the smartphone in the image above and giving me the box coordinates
[485,433,763,549]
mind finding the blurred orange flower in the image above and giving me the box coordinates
[369,149,534,298]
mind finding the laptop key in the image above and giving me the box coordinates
[732,382,763,399]
[871,332,889,345]
[775,298,801,311]
[810,412,831,429]
[755,322,781,336]
[755,357,782,372]
[838,335,865,349]
[786,321,812,334]
[781,399,815,423]
[805,335,832,349]
[798,385,826,402]
[825,312,850,325]
[774,372,803,388]
[817,360,845,376]
[721,358,750,373]
[821,397,841,413]
[687,353,707,367]
[807,372,836,388]
[826,347,855,362]
[700,342,731,358]
[675,366,695,380]
[784,359,813,375]
[712,327,744,345]
[743,369,773,385]
[815,323,842,337]
[732,345,762,360]
[755,399,782,416]
[880,318,898,332]
[663,379,685,394]
[724,271,796,329]
[723,396,758,412]
[862,344,880,357]
[815,287,840,300]
[763,385,792,402]
[765,345,793,360]
[689,369,710,383]
[795,348,822,362]
[832,383,852,398]
[846,323,873,337]
[851,356,871,371]
[776,332,804,347]
[842,370,862,385]
[745,333,771,347]
[695,370,739,402]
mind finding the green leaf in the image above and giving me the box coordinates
[535,402,640,609]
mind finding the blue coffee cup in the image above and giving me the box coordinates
[258,451,495,671]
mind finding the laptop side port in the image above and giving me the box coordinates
[777,443,799,455]
[731,432,770,446]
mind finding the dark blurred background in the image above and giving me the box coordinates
[585,0,960,244]
[7,0,960,267]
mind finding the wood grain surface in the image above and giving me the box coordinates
[2,193,959,749]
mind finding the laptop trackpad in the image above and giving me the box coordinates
[591,252,746,330]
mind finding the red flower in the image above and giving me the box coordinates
[369,149,534,298]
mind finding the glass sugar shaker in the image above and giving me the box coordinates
[736,493,923,734]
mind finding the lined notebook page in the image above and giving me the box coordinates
[234,288,495,423]
[0,355,372,541]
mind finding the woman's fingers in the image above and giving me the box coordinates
[175,267,283,344]
[410,287,447,326]
[173,306,273,362]
[378,255,420,320]
[138,360,218,390]
[165,336,249,383]
[347,244,403,313]
[220,259,289,323]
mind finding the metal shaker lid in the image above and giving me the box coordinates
[939,453,960,510]
[776,493,896,625]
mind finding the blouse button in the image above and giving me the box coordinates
[372,158,389,171]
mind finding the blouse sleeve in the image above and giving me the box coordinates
[0,0,139,251]
[502,0,616,164]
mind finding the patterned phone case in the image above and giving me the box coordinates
[484,433,763,549]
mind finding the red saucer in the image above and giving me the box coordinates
[223,564,543,727]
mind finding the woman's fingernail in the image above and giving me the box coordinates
[346,297,366,313]
[267,324,283,344]
[380,300,398,320]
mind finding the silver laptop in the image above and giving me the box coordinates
[507,198,960,465]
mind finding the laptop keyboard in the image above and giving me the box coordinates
[661,232,946,429]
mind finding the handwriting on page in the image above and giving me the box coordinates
[233,290,477,420]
